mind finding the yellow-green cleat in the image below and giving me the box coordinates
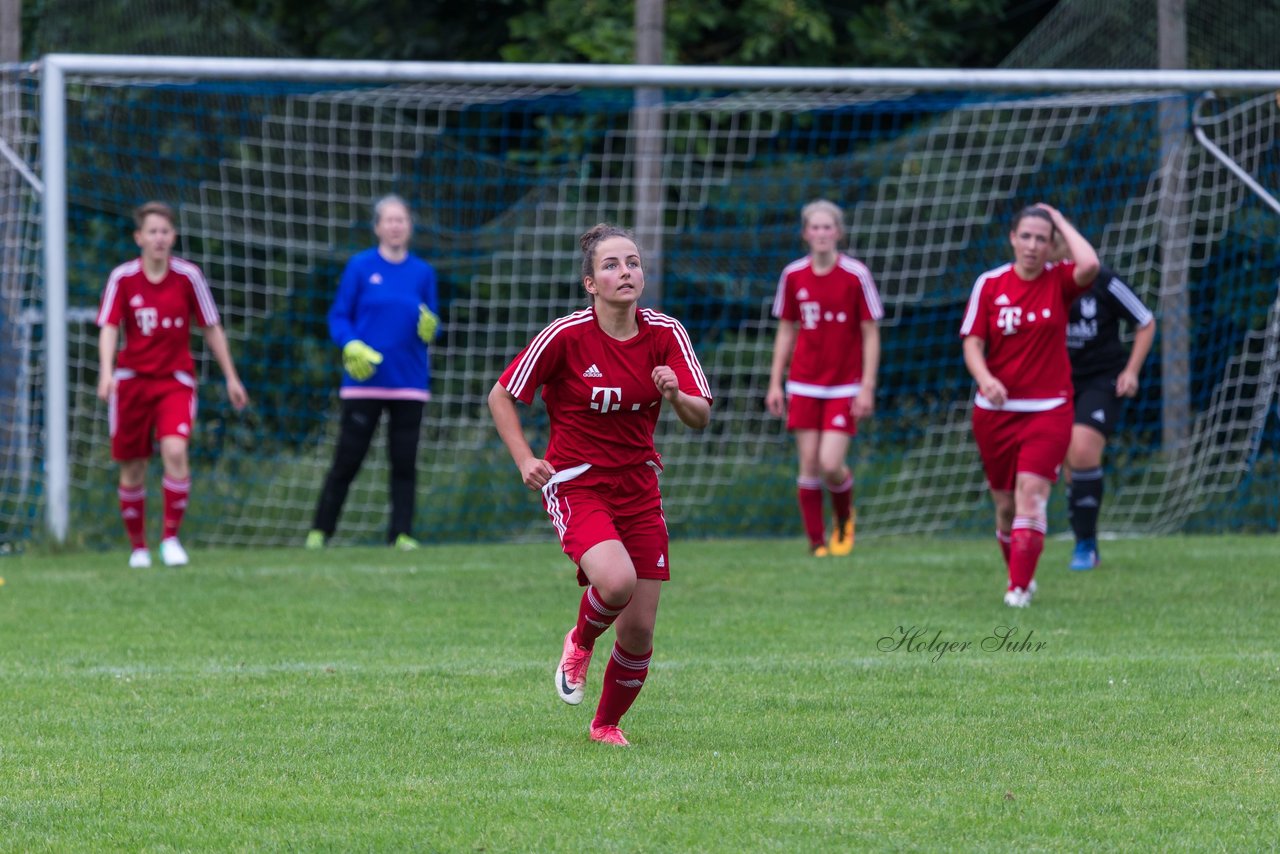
[304,529,325,550]
[393,534,421,551]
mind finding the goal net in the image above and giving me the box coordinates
[5,63,1279,548]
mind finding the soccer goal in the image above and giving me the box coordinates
[10,58,1280,548]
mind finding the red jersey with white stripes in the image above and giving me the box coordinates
[499,306,713,470]
[772,254,883,397]
[960,260,1089,406]
[97,257,221,378]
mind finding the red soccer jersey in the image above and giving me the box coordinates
[499,307,713,470]
[959,260,1090,405]
[772,254,883,397]
[97,257,221,378]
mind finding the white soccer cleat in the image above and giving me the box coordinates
[129,548,152,569]
[1003,587,1031,608]
[160,537,189,567]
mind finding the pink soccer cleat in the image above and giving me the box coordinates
[555,628,592,705]
[589,724,631,747]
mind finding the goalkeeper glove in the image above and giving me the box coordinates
[417,304,440,343]
[342,340,383,381]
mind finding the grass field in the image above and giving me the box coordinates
[1,535,1277,850]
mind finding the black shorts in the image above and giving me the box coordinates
[1072,374,1123,438]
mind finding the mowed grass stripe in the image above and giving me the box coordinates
[0,535,1276,850]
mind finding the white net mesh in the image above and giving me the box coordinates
[5,63,1279,548]
[0,67,41,548]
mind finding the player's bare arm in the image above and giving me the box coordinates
[203,324,249,411]
[1035,203,1098,285]
[853,320,880,420]
[652,366,710,429]
[97,324,120,401]
[487,382,557,490]
[1117,317,1157,397]
[962,335,1007,407]
[765,320,798,417]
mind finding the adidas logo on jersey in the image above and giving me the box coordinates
[582,364,603,378]
[370,273,383,284]
[129,294,145,308]
[995,293,1011,306]
[656,554,665,568]
[1091,409,1106,423]
[797,288,810,299]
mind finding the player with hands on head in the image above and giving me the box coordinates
[960,203,1099,607]
[766,199,883,558]
[488,223,712,747]
[96,200,249,568]
[1063,263,1155,570]
[306,194,440,550]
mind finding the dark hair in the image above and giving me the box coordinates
[1011,205,1055,238]
[579,222,637,280]
[133,201,177,230]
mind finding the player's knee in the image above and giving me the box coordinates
[159,448,189,476]
[119,460,147,486]
[1067,449,1102,470]
[820,461,848,484]
[616,623,654,654]
[1015,484,1050,518]
[594,573,636,606]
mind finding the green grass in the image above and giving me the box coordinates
[1,536,1277,850]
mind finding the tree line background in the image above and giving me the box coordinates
[19,0,1060,67]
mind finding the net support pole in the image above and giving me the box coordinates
[40,58,69,544]
[0,0,19,63]
[633,0,664,307]
[1158,0,1190,451]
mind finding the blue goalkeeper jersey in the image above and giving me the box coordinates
[329,247,439,401]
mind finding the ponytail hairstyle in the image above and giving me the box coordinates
[579,222,637,280]
[579,223,639,303]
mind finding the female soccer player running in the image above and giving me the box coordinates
[960,204,1098,607]
[1064,263,1156,569]
[96,201,249,568]
[488,224,712,747]
[766,200,882,557]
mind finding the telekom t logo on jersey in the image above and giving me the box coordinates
[590,386,624,413]
[134,307,160,336]
[997,306,1023,335]
[800,301,822,330]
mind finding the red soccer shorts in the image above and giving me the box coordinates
[109,374,197,461]
[971,404,1072,491]
[541,462,670,586]
[786,394,858,435]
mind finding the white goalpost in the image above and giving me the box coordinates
[18,56,1280,547]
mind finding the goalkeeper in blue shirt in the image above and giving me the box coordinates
[306,195,440,549]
